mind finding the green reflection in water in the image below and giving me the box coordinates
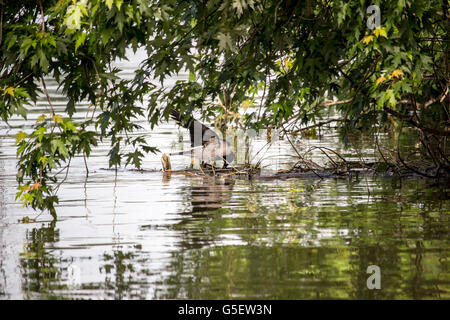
[19,222,65,299]
[16,176,450,299]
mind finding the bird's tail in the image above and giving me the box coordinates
[169,109,196,131]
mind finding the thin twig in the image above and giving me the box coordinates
[54,157,72,193]
[41,76,54,116]
[39,0,45,32]
[83,151,89,178]
[396,124,435,178]
[281,124,323,179]
[14,72,34,87]
[291,118,344,133]
[0,3,4,47]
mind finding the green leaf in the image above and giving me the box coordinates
[37,49,49,72]
[21,38,34,55]
[374,27,387,39]
[75,32,87,52]
[30,54,39,68]
[66,99,76,117]
[39,156,48,165]
[386,89,396,107]
[14,88,30,98]
[15,131,27,144]
[4,87,15,97]
[47,36,57,48]
[51,140,69,158]
[63,119,78,132]
[105,0,114,10]
[100,28,114,44]
[115,0,123,11]
[36,114,47,124]
[7,34,17,50]
[64,5,82,31]
[34,126,47,142]
[216,32,235,52]
[16,104,28,118]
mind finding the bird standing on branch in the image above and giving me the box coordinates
[169,110,235,169]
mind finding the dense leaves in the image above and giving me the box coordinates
[1,0,449,218]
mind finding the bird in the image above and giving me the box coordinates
[169,109,234,168]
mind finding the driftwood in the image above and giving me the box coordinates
[100,151,449,182]
[101,164,445,181]
[158,159,448,181]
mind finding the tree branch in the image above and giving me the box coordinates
[39,0,45,32]
[384,106,450,136]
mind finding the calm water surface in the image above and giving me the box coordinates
[0,50,449,299]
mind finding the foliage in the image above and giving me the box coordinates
[0,0,449,217]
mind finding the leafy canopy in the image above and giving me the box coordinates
[0,0,448,218]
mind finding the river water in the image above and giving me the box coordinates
[0,50,449,299]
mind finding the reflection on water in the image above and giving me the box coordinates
[0,49,449,299]
[4,174,448,299]
[20,222,62,299]
[186,178,234,213]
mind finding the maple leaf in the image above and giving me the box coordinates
[105,0,113,10]
[52,114,63,123]
[374,27,388,39]
[4,87,15,97]
[241,100,251,109]
[15,131,27,144]
[36,114,47,124]
[376,76,386,85]
[362,35,374,44]
[31,182,41,190]
[391,69,404,79]
[216,32,236,52]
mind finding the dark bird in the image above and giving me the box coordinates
[169,109,234,168]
